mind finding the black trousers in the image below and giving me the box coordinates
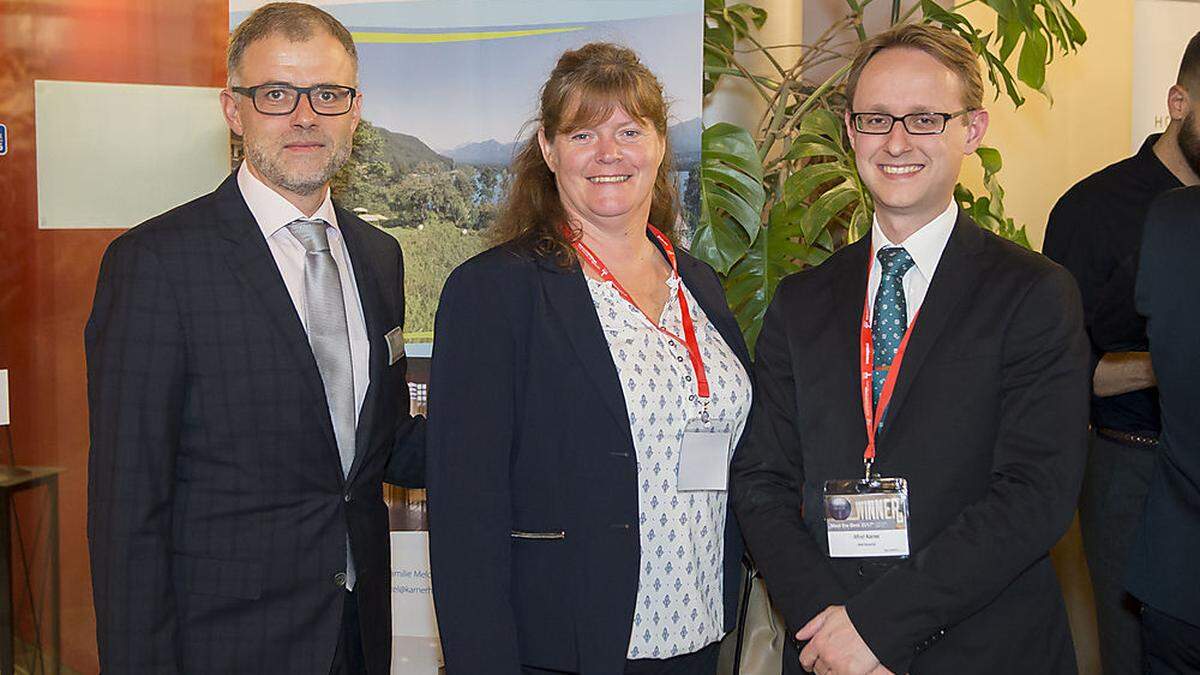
[1078,431,1157,675]
[1143,605,1200,674]
[521,641,721,675]
[330,591,367,675]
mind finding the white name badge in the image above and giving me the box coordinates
[677,429,733,491]
[823,477,910,558]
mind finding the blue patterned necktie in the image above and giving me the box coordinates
[872,247,915,408]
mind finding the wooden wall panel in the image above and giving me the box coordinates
[0,2,228,671]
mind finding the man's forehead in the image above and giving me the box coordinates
[853,49,964,110]
[236,33,356,78]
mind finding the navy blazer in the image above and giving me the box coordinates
[86,172,424,675]
[427,239,751,674]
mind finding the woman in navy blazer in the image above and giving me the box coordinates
[427,44,753,675]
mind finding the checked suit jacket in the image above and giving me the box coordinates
[85,172,424,674]
[730,213,1090,674]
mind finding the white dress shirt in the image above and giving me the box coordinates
[585,273,752,660]
[868,200,958,322]
[237,162,370,423]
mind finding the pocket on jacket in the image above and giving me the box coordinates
[510,529,566,541]
[173,553,264,600]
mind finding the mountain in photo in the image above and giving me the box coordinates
[445,139,520,167]
[443,116,703,168]
[377,127,454,171]
[668,117,702,165]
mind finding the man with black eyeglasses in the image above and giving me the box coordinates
[85,3,423,674]
[731,23,1089,675]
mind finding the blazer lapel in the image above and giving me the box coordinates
[676,255,752,374]
[213,174,340,461]
[878,214,986,439]
[829,237,873,395]
[338,212,389,485]
[537,257,635,449]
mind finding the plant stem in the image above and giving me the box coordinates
[844,0,870,41]
[743,33,790,79]
[758,81,794,160]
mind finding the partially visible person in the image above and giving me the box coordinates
[1043,30,1200,674]
[86,4,423,674]
[1126,185,1200,674]
[427,43,751,674]
[730,23,1089,675]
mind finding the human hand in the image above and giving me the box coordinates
[795,605,881,675]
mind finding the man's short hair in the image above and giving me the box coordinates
[844,23,984,112]
[227,2,357,84]
[1176,31,1200,92]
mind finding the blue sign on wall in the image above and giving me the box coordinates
[0,124,7,156]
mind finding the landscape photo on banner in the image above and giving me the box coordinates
[230,0,703,352]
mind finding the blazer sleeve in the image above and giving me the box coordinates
[844,265,1090,673]
[730,277,851,636]
[385,242,426,488]
[85,234,185,673]
[426,261,522,674]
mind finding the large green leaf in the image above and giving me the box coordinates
[693,123,766,274]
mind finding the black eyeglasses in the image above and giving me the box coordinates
[231,83,357,116]
[850,109,974,135]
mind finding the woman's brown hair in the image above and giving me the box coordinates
[489,42,680,264]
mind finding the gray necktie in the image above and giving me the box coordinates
[287,218,357,589]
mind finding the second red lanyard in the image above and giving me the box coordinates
[859,258,920,471]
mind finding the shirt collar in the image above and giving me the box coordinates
[1135,133,1183,187]
[237,161,338,240]
[871,199,957,282]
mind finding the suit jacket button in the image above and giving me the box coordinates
[334,572,347,588]
[344,493,352,503]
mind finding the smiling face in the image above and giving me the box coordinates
[847,47,987,234]
[220,31,361,202]
[537,103,666,233]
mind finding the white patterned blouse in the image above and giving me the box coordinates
[585,272,752,661]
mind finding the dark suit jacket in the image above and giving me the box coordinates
[729,214,1090,674]
[86,172,424,674]
[1126,186,1200,627]
[426,241,750,674]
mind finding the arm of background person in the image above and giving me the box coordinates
[1093,351,1156,398]
[1043,191,1110,394]
[425,261,523,675]
[842,266,1091,674]
[85,234,185,674]
[730,275,851,640]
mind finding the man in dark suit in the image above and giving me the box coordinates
[1126,186,1200,673]
[730,24,1089,675]
[85,4,423,674]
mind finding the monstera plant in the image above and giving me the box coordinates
[694,0,1086,348]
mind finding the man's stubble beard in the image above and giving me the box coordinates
[1176,109,1200,179]
[244,133,352,197]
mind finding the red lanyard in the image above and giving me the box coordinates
[571,224,711,401]
[859,256,920,477]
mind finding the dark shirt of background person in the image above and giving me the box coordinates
[1042,134,1179,434]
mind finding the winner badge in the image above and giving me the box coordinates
[823,477,910,558]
